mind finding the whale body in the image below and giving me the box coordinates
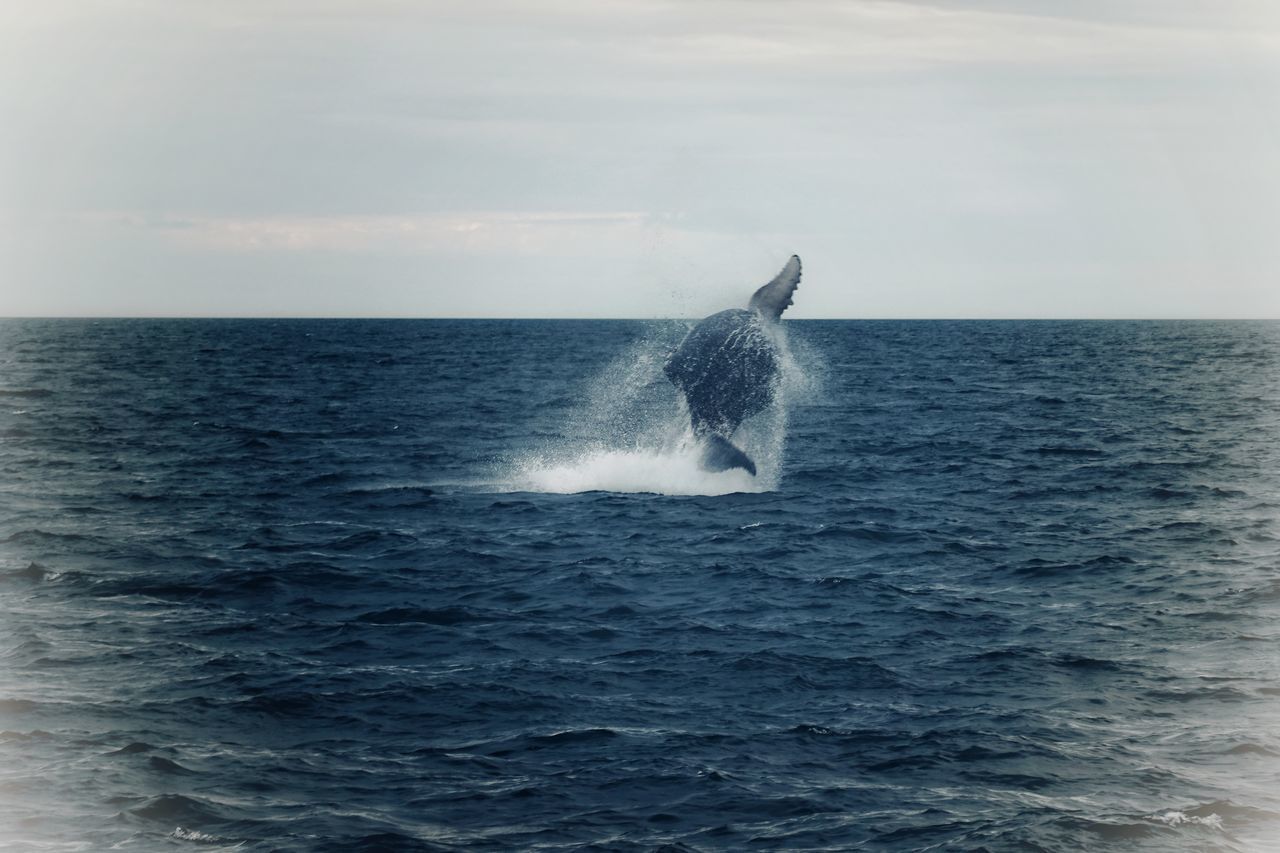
[663,255,801,475]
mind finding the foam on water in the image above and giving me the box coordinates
[516,445,764,496]
[1148,811,1226,830]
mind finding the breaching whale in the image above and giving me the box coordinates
[663,255,801,475]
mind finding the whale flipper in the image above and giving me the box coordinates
[698,433,757,475]
[748,255,801,321]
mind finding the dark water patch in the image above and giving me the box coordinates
[329,529,420,552]
[342,485,437,506]
[148,755,197,775]
[960,770,1057,790]
[107,742,155,755]
[478,728,620,758]
[2,528,102,546]
[809,523,921,543]
[353,606,486,626]
[1149,486,1191,499]
[527,728,619,748]
[340,833,453,852]
[236,692,330,718]
[727,650,902,690]
[1054,655,1130,671]
[1034,445,1106,457]
[0,562,53,583]
[1006,554,1138,577]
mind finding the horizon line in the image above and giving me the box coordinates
[1,315,1278,322]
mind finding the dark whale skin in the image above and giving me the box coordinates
[663,308,780,438]
[662,255,799,475]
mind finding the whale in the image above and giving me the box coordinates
[663,255,801,475]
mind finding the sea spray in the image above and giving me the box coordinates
[510,319,815,495]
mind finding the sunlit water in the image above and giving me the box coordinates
[1,318,1279,851]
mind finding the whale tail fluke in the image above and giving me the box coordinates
[698,432,757,476]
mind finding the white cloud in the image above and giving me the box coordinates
[72,210,659,255]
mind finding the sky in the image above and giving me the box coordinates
[2,0,1279,318]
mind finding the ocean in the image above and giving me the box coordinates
[1,318,1278,851]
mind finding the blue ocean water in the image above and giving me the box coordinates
[1,318,1279,851]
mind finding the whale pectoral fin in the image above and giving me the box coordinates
[699,433,757,476]
[748,254,801,321]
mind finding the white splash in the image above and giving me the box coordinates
[515,445,764,496]
[169,825,238,844]
[1146,810,1225,830]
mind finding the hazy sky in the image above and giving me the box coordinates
[3,1,1279,318]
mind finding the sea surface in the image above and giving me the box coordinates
[2,318,1279,851]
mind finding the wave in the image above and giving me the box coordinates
[126,793,229,826]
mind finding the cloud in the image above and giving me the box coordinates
[72,210,662,255]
